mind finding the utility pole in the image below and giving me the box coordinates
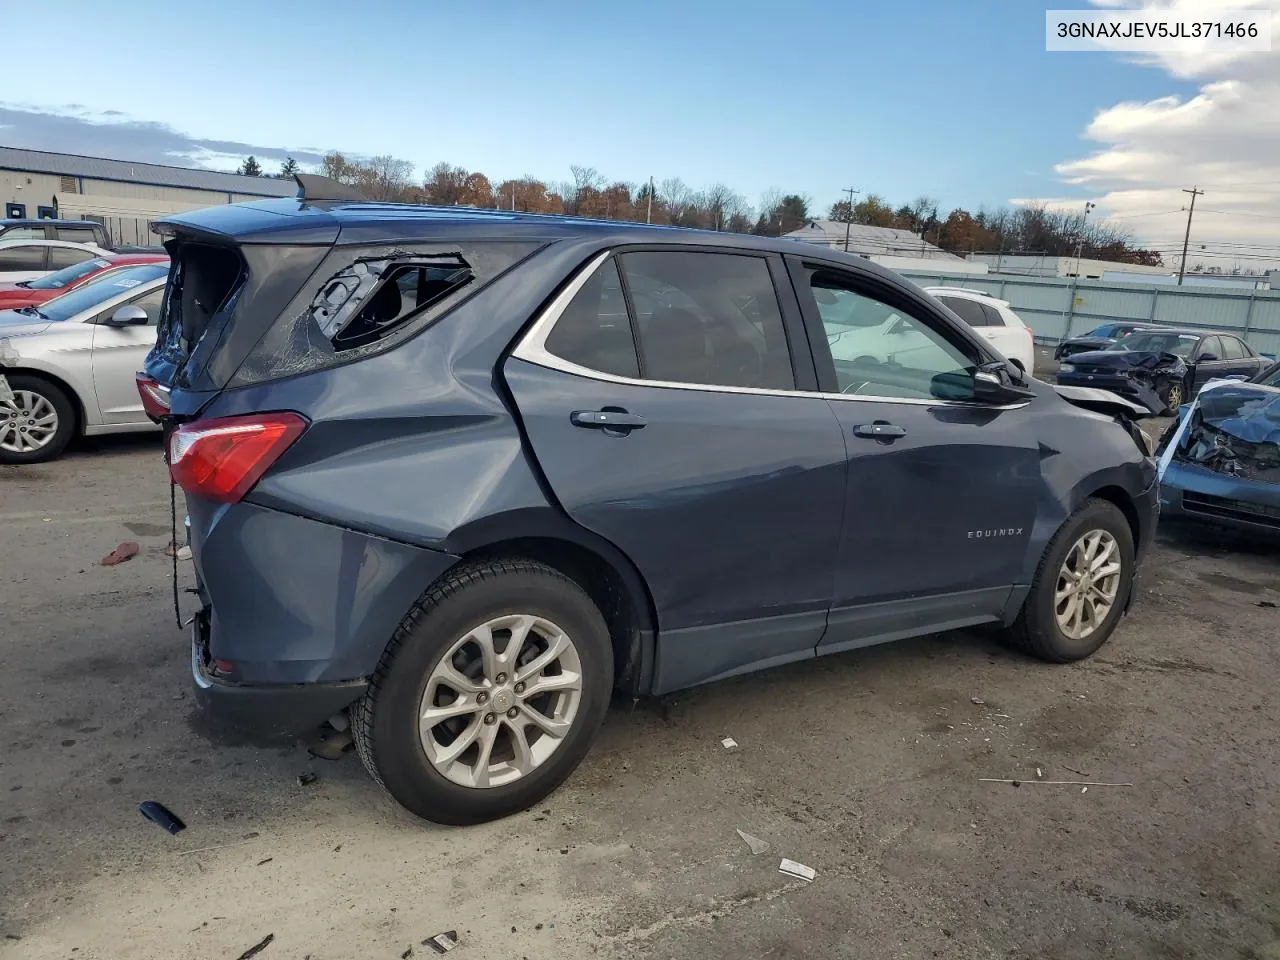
[1177,186,1205,285]
[1072,200,1096,276]
[511,182,516,212]
[841,186,859,252]
[646,175,654,224]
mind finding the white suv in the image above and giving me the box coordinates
[924,286,1035,376]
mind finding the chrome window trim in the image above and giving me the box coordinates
[510,251,1030,411]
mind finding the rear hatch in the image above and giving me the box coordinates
[141,201,342,418]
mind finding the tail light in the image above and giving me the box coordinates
[168,412,307,503]
[136,375,171,420]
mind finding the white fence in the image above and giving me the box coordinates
[899,269,1280,358]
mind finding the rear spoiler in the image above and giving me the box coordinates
[1053,383,1154,420]
[293,173,369,203]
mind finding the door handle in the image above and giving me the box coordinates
[571,409,647,431]
[853,421,906,441]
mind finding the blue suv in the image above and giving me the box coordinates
[140,181,1159,824]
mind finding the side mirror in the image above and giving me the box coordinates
[971,367,1036,405]
[1197,352,1218,362]
[106,305,148,327]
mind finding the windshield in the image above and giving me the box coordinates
[26,257,113,291]
[1107,332,1200,357]
[29,264,168,321]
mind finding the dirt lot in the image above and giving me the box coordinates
[3,432,1280,960]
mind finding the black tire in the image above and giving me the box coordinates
[1003,498,1135,663]
[0,373,76,465]
[351,558,613,825]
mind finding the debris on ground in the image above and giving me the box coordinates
[400,948,413,959]
[970,697,985,705]
[100,542,140,566]
[256,858,273,867]
[234,933,274,959]
[422,930,458,953]
[736,829,769,855]
[164,542,193,560]
[1036,767,1043,779]
[1258,600,1277,608]
[306,729,353,761]
[721,736,738,749]
[138,800,186,835]
[779,858,816,883]
[978,778,1132,787]
[297,772,318,787]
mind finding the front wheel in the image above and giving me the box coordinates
[1003,498,1135,662]
[1160,380,1185,416]
[0,374,75,464]
[352,558,613,825]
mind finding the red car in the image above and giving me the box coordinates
[0,252,169,310]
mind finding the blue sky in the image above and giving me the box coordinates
[2,0,1203,218]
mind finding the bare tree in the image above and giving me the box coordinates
[660,177,691,224]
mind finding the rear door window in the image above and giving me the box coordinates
[544,258,638,378]
[937,296,990,327]
[48,246,97,270]
[1218,336,1245,360]
[0,243,48,272]
[978,302,1006,327]
[55,225,97,242]
[619,251,795,390]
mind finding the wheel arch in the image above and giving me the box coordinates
[447,510,659,696]
[1084,483,1141,548]
[0,365,86,436]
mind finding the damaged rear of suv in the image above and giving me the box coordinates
[143,182,1159,826]
[1157,364,1280,534]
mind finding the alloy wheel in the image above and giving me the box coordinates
[418,614,583,789]
[1054,529,1123,641]
[0,391,59,454]
[1165,383,1183,409]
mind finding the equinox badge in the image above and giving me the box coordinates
[968,528,1024,538]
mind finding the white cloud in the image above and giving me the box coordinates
[1041,0,1280,271]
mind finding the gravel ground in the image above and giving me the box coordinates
[2,432,1279,960]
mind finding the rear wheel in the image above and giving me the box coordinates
[1003,499,1135,662]
[352,558,613,825]
[0,374,75,464]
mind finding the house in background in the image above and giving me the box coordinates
[784,219,988,274]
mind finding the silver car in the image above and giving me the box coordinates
[0,263,168,463]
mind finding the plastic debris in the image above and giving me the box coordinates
[138,800,186,835]
[164,542,193,560]
[1036,767,1043,778]
[422,930,458,953]
[1258,600,1277,608]
[297,772,318,786]
[256,858,273,867]
[235,933,274,959]
[779,858,816,882]
[401,948,413,959]
[721,737,738,749]
[1081,786,1088,794]
[307,729,353,761]
[100,542,140,566]
[736,829,769,855]
[970,697,985,705]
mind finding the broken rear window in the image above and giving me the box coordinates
[309,256,473,351]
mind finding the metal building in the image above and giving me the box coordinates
[0,147,296,246]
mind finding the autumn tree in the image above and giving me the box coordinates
[424,162,471,205]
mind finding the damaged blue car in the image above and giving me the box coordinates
[1157,361,1280,534]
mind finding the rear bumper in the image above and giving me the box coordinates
[190,611,367,740]
[184,498,461,737]
[1159,461,1280,536]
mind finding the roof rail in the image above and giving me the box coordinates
[926,285,994,298]
[293,173,369,203]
